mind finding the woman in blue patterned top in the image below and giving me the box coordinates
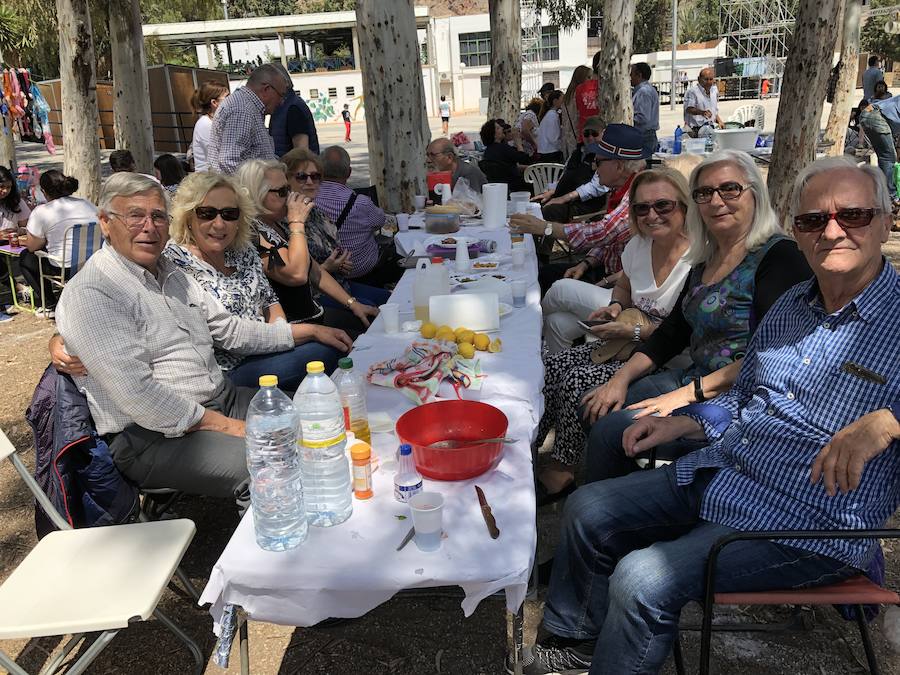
[581,150,814,482]
[164,171,349,389]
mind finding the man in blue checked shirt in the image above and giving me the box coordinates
[516,157,899,674]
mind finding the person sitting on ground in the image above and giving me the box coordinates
[536,89,565,163]
[536,168,692,505]
[53,172,352,502]
[581,150,813,488]
[109,149,136,173]
[21,170,98,316]
[510,124,647,291]
[317,145,403,289]
[0,165,33,321]
[426,137,487,194]
[519,156,900,675]
[683,67,724,136]
[153,154,187,193]
[479,119,532,190]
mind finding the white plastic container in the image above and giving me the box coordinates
[413,257,452,322]
[711,128,759,152]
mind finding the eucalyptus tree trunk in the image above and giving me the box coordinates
[355,0,430,213]
[823,0,862,156]
[0,127,14,172]
[767,0,842,225]
[56,0,101,203]
[487,0,522,123]
[596,0,635,126]
[109,0,154,173]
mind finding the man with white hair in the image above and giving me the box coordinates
[516,157,899,674]
[55,173,351,501]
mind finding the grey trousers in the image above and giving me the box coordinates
[109,380,256,501]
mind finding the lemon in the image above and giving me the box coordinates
[420,322,437,339]
[457,329,476,345]
[436,328,456,343]
[457,342,476,359]
[438,325,453,335]
[473,333,491,351]
[453,326,469,338]
[488,338,503,353]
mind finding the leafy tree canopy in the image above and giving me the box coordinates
[860,0,900,62]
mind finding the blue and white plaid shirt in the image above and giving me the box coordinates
[208,87,275,174]
[674,260,900,569]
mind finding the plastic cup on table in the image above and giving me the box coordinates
[511,248,526,270]
[414,195,427,211]
[409,492,444,552]
[380,303,400,334]
[511,279,527,308]
[397,214,410,232]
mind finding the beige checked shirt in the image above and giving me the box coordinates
[56,246,293,436]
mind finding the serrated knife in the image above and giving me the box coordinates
[475,485,500,539]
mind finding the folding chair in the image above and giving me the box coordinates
[0,429,204,675]
[524,163,565,195]
[35,222,101,314]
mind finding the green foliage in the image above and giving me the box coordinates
[678,0,719,44]
[229,0,298,17]
[633,0,669,53]
[860,0,900,62]
[0,3,27,58]
[295,0,355,11]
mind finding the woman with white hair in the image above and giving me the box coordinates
[579,150,815,485]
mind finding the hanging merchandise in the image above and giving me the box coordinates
[29,83,55,155]
[0,67,55,157]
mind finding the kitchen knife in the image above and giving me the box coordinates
[475,485,500,539]
[396,526,415,551]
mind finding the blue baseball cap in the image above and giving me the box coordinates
[584,123,647,160]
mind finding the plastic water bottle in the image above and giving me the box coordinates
[294,361,353,527]
[333,357,371,444]
[673,127,683,155]
[245,375,307,551]
[394,444,423,503]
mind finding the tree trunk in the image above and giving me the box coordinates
[0,127,15,173]
[487,0,522,123]
[56,0,101,203]
[767,0,843,225]
[823,0,861,156]
[596,0,635,126]
[355,0,430,213]
[109,0,154,173]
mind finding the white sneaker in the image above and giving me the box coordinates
[35,308,55,319]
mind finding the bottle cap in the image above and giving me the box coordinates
[430,256,444,264]
[306,360,325,374]
[258,375,278,387]
[338,357,353,370]
[350,441,371,460]
[399,443,412,456]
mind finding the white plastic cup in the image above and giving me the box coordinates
[409,492,444,552]
[414,195,427,211]
[509,191,530,204]
[380,303,400,334]
[511,248,526,270]
[511,279,527,308]
[397,214,410,232]
[511,201,528,215]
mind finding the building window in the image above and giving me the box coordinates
[309,89,319,99]
[540,26,560,61]
[543,71,560,89]
[587,12,603,38]
[346,86,355,97]
[328,87,338,98]
[480,76,491,99]
[459,31,491,67]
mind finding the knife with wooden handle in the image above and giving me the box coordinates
[475,485,500,539]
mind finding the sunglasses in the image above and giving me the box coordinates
[267,186,290,198]
[194,206,240,222]
[793,208,879,233]
[631,199,680,217]
[691,181,750,204]
[294,172,322,183]
[583,130,600,137]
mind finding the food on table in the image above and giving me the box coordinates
[472,261,499,269]
[441,237,458,246]
[488,338,503,353]
[458,342,475,359]
[435,327,457,342]
[473,333,491,352]
[457,329,476,345]
[420,322,438,339]
[453,326,469,338]
[425,204,464,214]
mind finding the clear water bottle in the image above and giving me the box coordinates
[294,361,353,527]
[393,444,423,503]
[673,126,683,155]
[333,357,371,444]
[246,375,307,551]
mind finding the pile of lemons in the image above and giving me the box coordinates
[420,322,502,358]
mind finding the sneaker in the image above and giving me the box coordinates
[506,634,594,675]
[0,311,12,323]
[35,308,55,319]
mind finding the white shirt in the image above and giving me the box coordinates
[620,234,691,321]
[683,83,719,129]
[26,196,98,265]
[191,114,213,172]
[1,200,31,231]
[439,101,451,117]
[536,109,562,154]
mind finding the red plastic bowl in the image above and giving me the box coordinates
[395,400,509,481]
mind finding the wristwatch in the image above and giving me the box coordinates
[632,324,642,343]
[543,222,553,237]
[345,296,356,308]
[693,376,707,402]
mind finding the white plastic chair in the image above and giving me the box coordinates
[0,429,203,675]
[523,163,565,195]
[35,222,102,314]
[728,104,765,131]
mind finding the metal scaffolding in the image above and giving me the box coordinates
[521,0,543,105]
[719,0,795,98]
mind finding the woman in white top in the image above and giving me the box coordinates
[536,89,565,163]
[536,168,691,503]
[190,81,230,172]
[21,170,98,312]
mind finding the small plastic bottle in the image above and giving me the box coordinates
[704,133,714,153]
[454,238,470,272]
[334,357,371,444]
[393,444,423,503]
[673,126,683,155]
[349,438,373,500]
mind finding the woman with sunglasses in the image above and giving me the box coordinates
[163,172,351,389]
[581,150,814,484]
[536,168,692,504]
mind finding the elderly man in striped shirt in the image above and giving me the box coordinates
[516,157,900,674]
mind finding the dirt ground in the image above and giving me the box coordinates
[1,234,899,673]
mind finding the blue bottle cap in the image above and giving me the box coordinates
[399,444,412,455]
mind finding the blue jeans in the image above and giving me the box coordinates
[542,465,859,674]
[859,109,898,196]
[642,129,659,158]
[320,280,391,309]
[226,341,341,391]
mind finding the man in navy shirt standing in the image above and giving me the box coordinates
[269,65,319,157]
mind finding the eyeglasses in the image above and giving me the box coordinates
[267,186,290,198]
[108,210,171,230]
[294,172,322,183]
[194,206,241,222]
[691,181,750,204]
[583,130,600,137]
[426,150,450,158]
[631,199,680,217]
[265,81,287,100]
[793,208,880,233]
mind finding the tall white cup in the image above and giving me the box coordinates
[414,195,426,211]
[397,214,410,232]
[380,303,400,334]
[409,492,444,552]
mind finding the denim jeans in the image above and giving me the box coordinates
[859,109,897,196]
[542,464,859,674]
[642,130,659,158]
[320,280,391,309]
[226,341,341,391]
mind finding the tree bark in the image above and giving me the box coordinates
[487,0,522,123]
[56,0,101,203]
[596,0,635,126]
[0,127,15,173]
[355,0,430,213]
[767,0,843,225]
[823,0,861,156]
[109,0,155,173]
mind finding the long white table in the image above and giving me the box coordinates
[199,223,543,672]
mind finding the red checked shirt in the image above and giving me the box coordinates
[562,174,634,274]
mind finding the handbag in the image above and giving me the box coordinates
[589,308,653,365]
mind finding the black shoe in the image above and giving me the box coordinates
[506,634,593,674]
[536,479,577,508]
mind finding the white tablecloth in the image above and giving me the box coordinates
[200,225,543,632]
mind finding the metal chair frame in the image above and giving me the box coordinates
[34,222,100,313]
